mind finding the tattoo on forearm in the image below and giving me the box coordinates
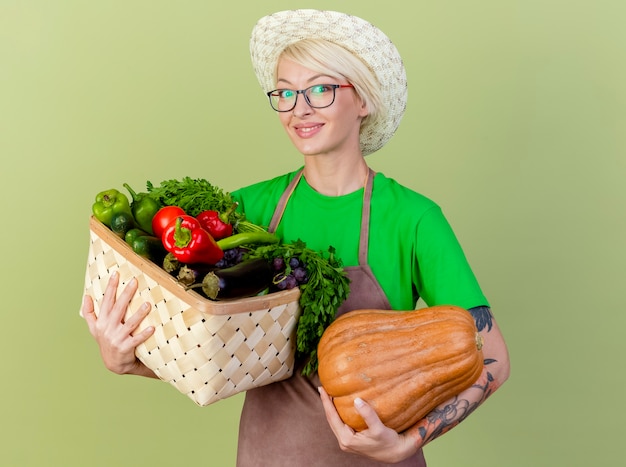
[415,306,499,445]
[417,396,474,443]
[468,306,493,332]
[416,373,495,444]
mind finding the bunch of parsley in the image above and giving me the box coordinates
[145,177,238,217]
[249,240,351,376]
[145,177,264,231]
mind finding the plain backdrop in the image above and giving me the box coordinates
[1,1,624,466]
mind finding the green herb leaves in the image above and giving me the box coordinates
[250,241,350,376]
[146,177,242,219]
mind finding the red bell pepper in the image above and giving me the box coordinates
[196,203,237,240]
[162,215,224,265]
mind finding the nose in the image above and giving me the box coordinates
[292,92,313,118]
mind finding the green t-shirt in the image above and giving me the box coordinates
[232,169,488,311]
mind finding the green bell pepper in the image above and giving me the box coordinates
[123,183,161,234]
[92,189,133,227]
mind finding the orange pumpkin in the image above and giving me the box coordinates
[317,306,484,432]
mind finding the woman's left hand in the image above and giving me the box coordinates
[319,386,416,463]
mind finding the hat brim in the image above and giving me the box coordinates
[250,9,407,155]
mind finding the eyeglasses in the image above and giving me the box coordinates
[267,84,355,112]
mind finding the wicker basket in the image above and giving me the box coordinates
[83,216,301,406]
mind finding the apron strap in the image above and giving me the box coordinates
[268,167,376,267]
[268,170,304,234]
[359,168,375,265]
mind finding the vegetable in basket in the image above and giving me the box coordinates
[196,204,237,240]
[124,227,150,245]
[162,215,224,265]
[92,188,132,227]
[123,183,161,234]
[109,211,135,239]
[131,235,167,263]
[145,177,233,217]
[145,177,261,233]
[216,231,280,250]
[248,240,351,376]
[201,257,273,299]
[152,205,186,238]
[162,252,181,274]
[177,263,216,286]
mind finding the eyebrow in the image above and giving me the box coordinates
[276,74,335,86]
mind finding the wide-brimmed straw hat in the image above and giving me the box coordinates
[250,9,407,155]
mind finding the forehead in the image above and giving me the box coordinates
[276,58,333,85]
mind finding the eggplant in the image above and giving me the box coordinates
[177,263,216,286]
[162,252,181,275]
[201,257,273,300]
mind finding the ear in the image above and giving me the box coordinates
[358,98,369,118]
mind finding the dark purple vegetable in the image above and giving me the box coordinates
[214,247,250,269]
[201,257,273,300]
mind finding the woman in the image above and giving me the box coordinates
[82,9,510,466]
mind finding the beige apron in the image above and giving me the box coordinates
[236,169,426,466]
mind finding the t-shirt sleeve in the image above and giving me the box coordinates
[414,206,489,309]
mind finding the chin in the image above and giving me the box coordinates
[300,148,323,156]
[293,142,324,156]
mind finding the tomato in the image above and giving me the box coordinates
[152,206,186,239]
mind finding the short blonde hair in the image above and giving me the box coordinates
[277,39,386,139]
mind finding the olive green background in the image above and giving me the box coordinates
[1,1,624,466]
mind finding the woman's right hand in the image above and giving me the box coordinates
[82,271,157,378]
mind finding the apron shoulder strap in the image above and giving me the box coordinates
[268,170,303,234]
[268,167,376,267]
[359,168,376,265]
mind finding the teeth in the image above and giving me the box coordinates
[299,126,320,133]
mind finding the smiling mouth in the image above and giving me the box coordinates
[295,124,323,136]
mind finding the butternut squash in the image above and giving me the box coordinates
[317,306,484,432]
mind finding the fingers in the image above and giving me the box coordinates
[319,387,356,438]
[113,279,139,324]
[100,271,120,311]
[83,272,151,336]
[81,294,94,319]
[123,302,154,337]
[319,386,342,424]
[82,271,157,375]
[128,322,156,348]
[319,387,386,438]
[320,389,405,462]
[81,295,97,337]
[100,272,139,323]
[353,398,384,432]
[319,387,378,432]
